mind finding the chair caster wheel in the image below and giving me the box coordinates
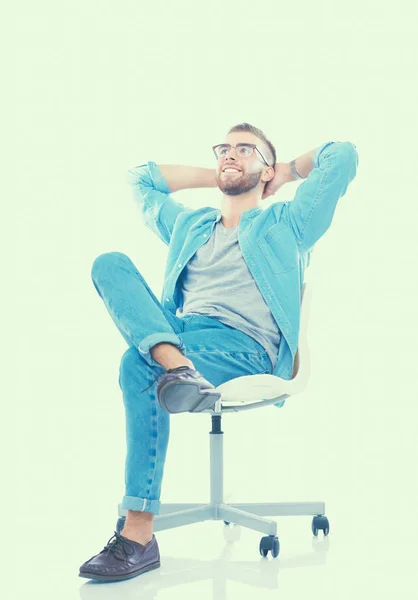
[259,535,280,558]
[116,516,126,534]
[312,515,330,536]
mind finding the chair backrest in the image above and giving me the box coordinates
[290,279,312,385]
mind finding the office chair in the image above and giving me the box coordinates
[116,280,330,558]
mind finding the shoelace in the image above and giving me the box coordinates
[102,531,135,560]
[140,365,194,394]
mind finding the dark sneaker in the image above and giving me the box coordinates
[79,531,160,582]
[141,365,221,413]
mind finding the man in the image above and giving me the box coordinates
[79,123,359,582]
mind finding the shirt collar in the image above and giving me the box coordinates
[211,207,263,222]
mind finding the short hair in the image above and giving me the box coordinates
[227,122,276,167]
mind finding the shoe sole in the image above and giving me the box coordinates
[159,380,221,413]
[79,559,160,581]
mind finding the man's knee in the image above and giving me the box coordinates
[119,346,142,378]
[91,252,131,280]
[118,346,160,400]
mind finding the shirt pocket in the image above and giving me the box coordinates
[257,222,298,275]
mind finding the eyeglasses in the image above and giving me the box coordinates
[212,143,272,167]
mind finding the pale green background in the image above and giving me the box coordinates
[4,0,418,597]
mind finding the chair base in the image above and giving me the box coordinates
[118,501,326,536]
[118,415,326,538]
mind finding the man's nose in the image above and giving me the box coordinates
[225,147,237,158]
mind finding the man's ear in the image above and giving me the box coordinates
[264,165,275,182]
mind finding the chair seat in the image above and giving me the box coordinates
[214,373,292,405]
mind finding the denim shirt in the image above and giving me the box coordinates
[128,141,359,407]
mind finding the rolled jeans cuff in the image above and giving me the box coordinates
[120,496,161,515]
[138,332,186,368]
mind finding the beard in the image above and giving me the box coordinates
[217,169,262,196]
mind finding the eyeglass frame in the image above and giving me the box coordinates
[212,143,273,167]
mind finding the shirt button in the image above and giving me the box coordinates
[203,234,207,237]
[166,298,170,301]
[178,264,182,268]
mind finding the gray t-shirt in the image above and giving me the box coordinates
[176,219,281,371]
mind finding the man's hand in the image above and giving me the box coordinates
[261,162,292,200]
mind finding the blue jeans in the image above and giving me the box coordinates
[91,252,273,515]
